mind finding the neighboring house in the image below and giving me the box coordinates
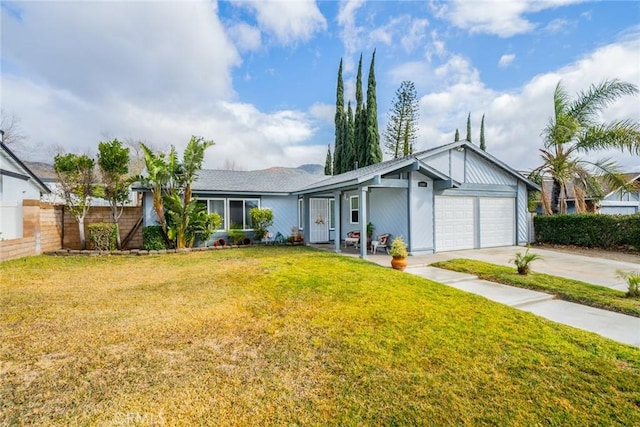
[138,141,539,257]
[599,173,640,215]
[0,143,51,239]
[538,173,640,215]
[24,161,140,207]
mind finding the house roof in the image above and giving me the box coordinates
[136,141,539,196]
[296,140,539,194]
[190,167,326,195]
[0,143,51,194]
[541,172,640,200]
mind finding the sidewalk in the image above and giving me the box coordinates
[405,265,640,348]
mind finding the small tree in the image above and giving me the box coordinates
[250,208,274,242]
[54,153,96,250]
[454,128,460,142]
[510,247,542,275]
[465,113,472,142]
[97,138,131,249]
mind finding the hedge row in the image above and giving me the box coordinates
[534,213,640,249]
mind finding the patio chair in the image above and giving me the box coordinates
[371,233,390,254]
[344,231,361,249]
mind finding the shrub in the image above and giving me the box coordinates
[617,270,640,298]
[389,236,408,258]
[534,213,640,249]
[227,224,246,245]
[142,226,169,250]
[510,246,542,275]
[88,223,117,251]
[249,208,274,242]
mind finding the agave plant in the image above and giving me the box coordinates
[511,246,543,275]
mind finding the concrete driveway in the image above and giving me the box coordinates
[367,246,638,291]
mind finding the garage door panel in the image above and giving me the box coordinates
[479,198,514,248]
[435,196,474,252]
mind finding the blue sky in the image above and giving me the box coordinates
[2,1,639,172]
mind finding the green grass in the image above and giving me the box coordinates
[1,247,639,425]
[431,258,640,318]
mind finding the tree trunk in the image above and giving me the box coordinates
[551,178,562,215]
[78,217,86,250]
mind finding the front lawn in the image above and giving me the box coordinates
[431,258,640,318]
[1,247,639,425]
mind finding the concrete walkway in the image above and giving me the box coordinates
[323,245,640,347]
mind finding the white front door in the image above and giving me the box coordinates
[309,198,329,243]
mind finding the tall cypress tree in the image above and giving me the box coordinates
[363,49,382,166]
[343,100,355,172]
[324,144,333,175]
[354,53,366,170]
[465,112,472,142]
[454,128,460,141]
[333,59,346,174]
[480,113,486,151]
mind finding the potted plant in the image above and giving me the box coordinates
[389,236,408,271]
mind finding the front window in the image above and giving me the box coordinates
[208,199,225,230]
[229,199,259,230]
[350,195,359,224]
[298,198,304,230]
[329,199,335,230]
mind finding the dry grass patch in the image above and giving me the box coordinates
[1,247,639,425]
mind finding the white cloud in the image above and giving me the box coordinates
[228,22,262,52]
[337,0,366,73]
[498,53,516,68]
[2,1,240,112]
[435,0,586,37]
[413,35,640,172]
[0,1,325,171]
[236,0,327,46]
[544,18,572,34]
[309,102,335,124]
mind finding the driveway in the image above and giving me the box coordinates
[367,246,639,291]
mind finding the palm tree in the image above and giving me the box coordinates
[532,79,640,214]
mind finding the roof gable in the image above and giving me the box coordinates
[0,143,51,194]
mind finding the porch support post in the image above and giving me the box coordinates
[359,186,368,259]
[333,191,341,253]
[303,196,310,244]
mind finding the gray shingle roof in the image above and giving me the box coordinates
[191,167,326,194]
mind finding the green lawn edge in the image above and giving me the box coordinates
[431,258,640,318]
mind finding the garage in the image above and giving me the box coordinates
[435,196,515,252]
[479,197,515,248]
[434,196,475,251]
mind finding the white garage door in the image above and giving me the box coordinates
[435,196,475,251]
[479,197,515,248]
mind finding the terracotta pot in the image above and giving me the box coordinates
[242,237,252,246]
[391,256,407,271]
[214,238,226,247]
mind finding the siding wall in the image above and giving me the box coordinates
[465,152,517,185]
[369,187,409,245]
[517,181,530,243]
